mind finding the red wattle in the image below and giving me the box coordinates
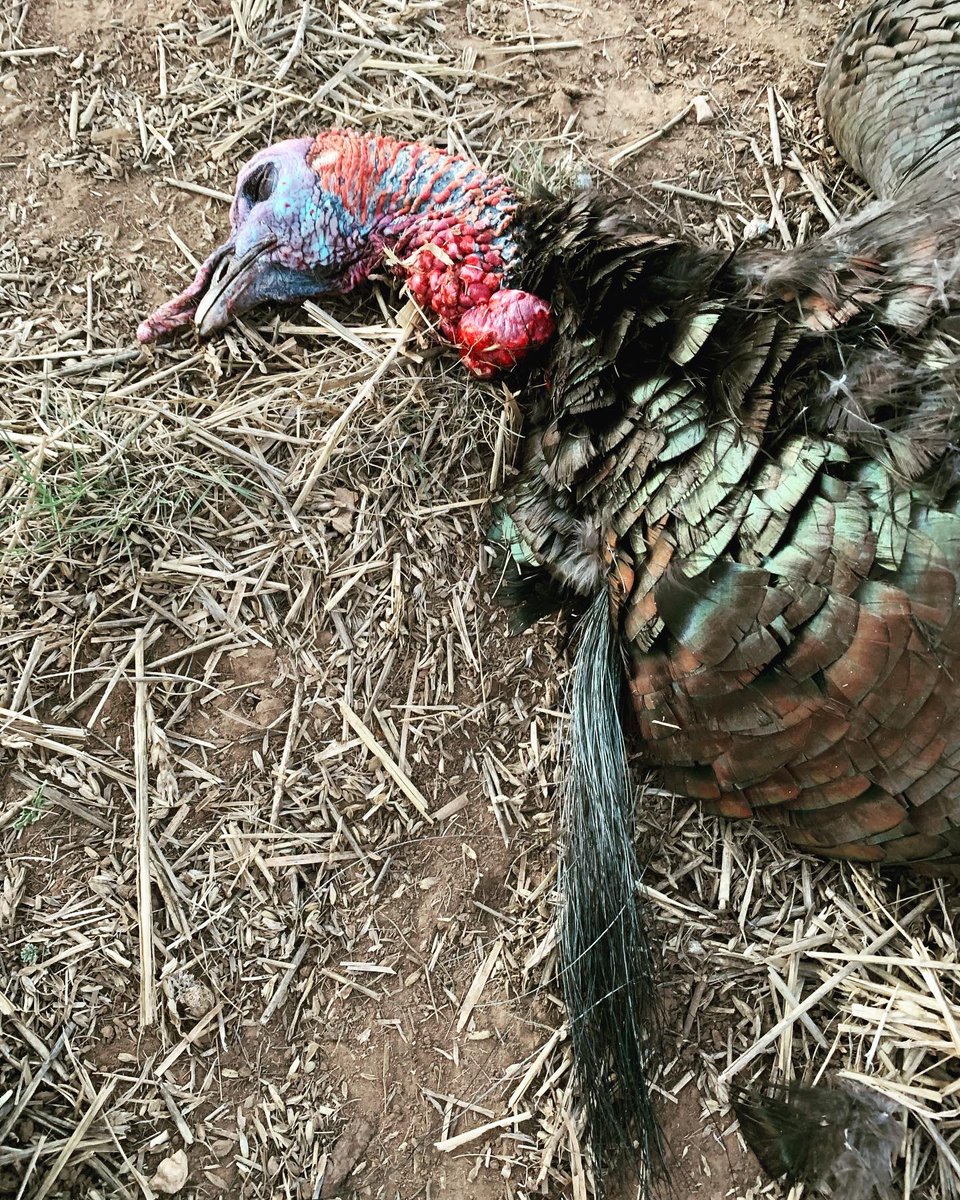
[456,290,555,377]
[396,217,552,377]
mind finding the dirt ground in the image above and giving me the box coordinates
[2,1,957,1199]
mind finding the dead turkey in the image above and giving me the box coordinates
[140,0,960,1191]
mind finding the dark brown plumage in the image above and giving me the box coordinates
[731,1080,902,1198]
[499,0,960,873]
[486,6,960,1185]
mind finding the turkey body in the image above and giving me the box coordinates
[501,0,960,872]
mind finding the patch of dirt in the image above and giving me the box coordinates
[454,0,846,215]
[664,1083,760,1196]
[30,0,184,46]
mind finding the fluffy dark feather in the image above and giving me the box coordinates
[732,1081,902,1199]
[488,4,960,1188]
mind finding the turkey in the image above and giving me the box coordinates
[139,0,960,1192]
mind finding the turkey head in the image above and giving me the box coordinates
[137,130,554,376]
[138,137,376,343]
[195,138,377,336]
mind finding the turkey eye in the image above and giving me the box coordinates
[242,162,277,206]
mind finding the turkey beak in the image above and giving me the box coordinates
[194,237,278,337]
[137,239,234,344]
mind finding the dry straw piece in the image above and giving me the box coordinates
[1,0,958,1197]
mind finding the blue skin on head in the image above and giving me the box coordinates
[140,130,533,364]
[195,139,375,335]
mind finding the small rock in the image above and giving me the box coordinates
[172,970,215,1019]
[319,1119,375,1199]
[549,86,575,119]
[693,95,714,124]
[742,217,772,241]
[149,1150,189,1195]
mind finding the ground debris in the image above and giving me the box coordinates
[319,1117,376,1198]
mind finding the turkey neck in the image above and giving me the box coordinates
[302,132,555,375]
[304,132,521,297]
